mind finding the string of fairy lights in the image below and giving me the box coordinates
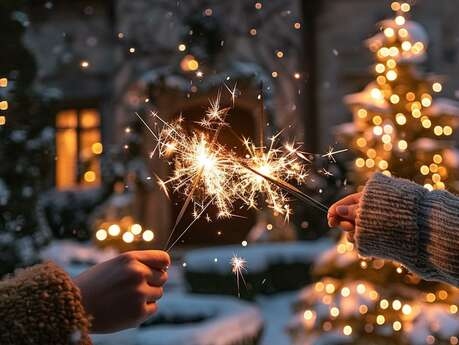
[0,77,7,126]
[352,1,454,191]
[294,239,459,344]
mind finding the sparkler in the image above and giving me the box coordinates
[231,254,247,298]
[135,86,343,253]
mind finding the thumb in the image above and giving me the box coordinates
[336,204,358,221]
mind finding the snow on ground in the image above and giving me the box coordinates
[258,292,298,345]
[92,293,263,345]
[184,240,332,274]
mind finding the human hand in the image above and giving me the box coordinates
[327,192,362,242]
[74,250,170,333]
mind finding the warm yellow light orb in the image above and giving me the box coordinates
[373,126,383,136]
[426,292,436,303]
[434,126,443,136]
[382,134,392,144]
[432,82,442,93]
[142,230,155,242]
[108,224,121,236]
[356,137,367,147]
[378,160,389,170]
[387,59,397,68]
[420,165,430,175]
[384,27,395,38]
[341,287,351,297]
[402,304,412,315]
[376,315,386,325]
[444,126,453,136]
[400,3,411,12]
[372,115,382,125]
[84,171,96,183]
[178,43,186,52]
[122,232,134,243]
[0,101,8,110]
[355,158,365,168]
[399,28,408,38]
[357,108,368,118]
[359,304,368,314]
[398,140,408,151]
[396,113,406,125]
[380,299,389,309]
[401,41,412,51]
[392,300,402,310]
[303,310,314,320]
[422,118,432,128]
[131,223,142,235]
[433,154,443,164]
[387,70,398,81]
[391,2,401,11]
[395,15,406,25]
[96,229,108,241]
[393,321,402,331]
[92,142,103,155]
[390,94,400,103]
[375,63,385,73]
[343,325,352,336]
[330,307,340,317]
[371,88,383,99]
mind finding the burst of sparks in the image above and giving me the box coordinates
[136,86,343,252]
[231,255,247,298]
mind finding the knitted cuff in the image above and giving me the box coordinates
[355,173,428,275]
[0,262,91,345]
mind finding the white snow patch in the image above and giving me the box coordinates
[184,240,333,274]
[92,293,263,345]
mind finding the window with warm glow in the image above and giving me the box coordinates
[56,109,102,189]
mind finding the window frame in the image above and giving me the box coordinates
[55,106,103,190]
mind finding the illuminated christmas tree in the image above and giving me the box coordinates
[336,2,459,192]
[288,3,459,345]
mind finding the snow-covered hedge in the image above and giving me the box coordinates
[184,240,332,299]
[92,293,263,345]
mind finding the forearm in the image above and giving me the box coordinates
[0,262,91,345]
[355,173,459,287]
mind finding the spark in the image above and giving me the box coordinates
[224,82,239,108]
[321,168,333,177]
[231,255,247,298]
[322,146,348,163]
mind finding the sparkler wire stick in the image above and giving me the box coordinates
[165,194,218,252]
[239,162,329,213]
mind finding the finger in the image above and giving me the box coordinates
[328,193,361,218]
[146,269,168,286]
[336,204,359,221]
[144,302,158,316]
[346,231,355,243]
[144,285,164,302]
[132,250,171,270]
[328,215,339,228]
[338,221,355,232]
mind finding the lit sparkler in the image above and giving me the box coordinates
[231,254,247,298]
[135,86,341,252]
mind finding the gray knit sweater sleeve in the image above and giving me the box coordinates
[355,172,459,287]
